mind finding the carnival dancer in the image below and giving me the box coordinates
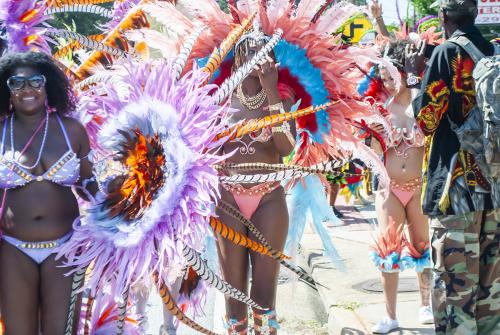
[214,26,296,335]
[0,51,97,334]
[167,3,393,332]
[367,40,433,333]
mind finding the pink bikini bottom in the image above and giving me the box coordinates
[390,177,422,207]
[221,182,280,220]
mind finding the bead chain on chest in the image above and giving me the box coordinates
[236,84,267,110]
[10,111,49,170]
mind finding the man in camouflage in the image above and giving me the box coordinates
[405,0,500,333]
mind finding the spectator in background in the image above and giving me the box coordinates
[406,0,499,333]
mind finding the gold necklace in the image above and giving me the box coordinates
[236,84,267,110]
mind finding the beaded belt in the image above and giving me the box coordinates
[390,177,422,191]
[221,181,279,196]
[20,240,59,249]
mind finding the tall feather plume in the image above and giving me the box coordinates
[176,0,229,21]
[201,11,256,85]
[125,29,178,59]
[142,1,193,36]
[237,0,258,15]
[0,0,52,54]
[49,0,115,6]
[296,0,326,20]
[173,25,206,81]
[228,0,240,22]
[311,0,334,23]
[45,4,112,17]
[315,1,369,35]
[74,0,147,78]
[260,0,268,11]
[266,0,292,24]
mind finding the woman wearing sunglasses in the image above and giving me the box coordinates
[0,52,97,334]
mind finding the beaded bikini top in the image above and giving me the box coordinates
[0,115,80,189]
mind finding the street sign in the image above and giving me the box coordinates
[476,0,500,24]
[342,16,373,44]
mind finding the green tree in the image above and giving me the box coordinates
[50,13,108,36]
[50,2,113,37]
[217,0,229,13]
[412,0,438,17]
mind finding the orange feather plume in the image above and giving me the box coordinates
[370,220,405,259]
[201,11,257,84]
[104,131,166,222]
[74,1,149,78]
[404,238,430,259]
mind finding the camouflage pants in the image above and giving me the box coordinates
[429,209,500,334]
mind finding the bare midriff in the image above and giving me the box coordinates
[1,181,79,241]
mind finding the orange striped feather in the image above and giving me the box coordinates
[74,1,147,78]
[210,217,286,259]
[83,295,94,335]
[214,101,337,142]
[153,272,220,335]
[48,0,114,6]
[201,12,257,85]
[54,34,104,59]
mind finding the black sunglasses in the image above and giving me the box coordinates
[6,74,46,91]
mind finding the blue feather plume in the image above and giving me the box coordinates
[285,175,345,271]
[274,40,330,143]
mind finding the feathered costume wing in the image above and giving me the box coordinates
[1,1,271,333]
[59,59,230,296]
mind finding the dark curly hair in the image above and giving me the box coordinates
[0,52,76,117]
[384,39,412,72]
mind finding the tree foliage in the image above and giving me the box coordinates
[412,0,438,17]
[50,2,112,37]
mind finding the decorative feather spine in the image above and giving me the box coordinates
[47,30,126,56]
[45,4,112,17]
[173,25,206,81]
[50,0,115,6]
[153,272,221,335]
[115,287,129,335]
[83,295,95,335]
[217,201,317,289]
[182,244,265,309]
[209,217,276,258]
[201,11,257,84]
[218,165,344,183]
[213,28,283,104]
[216,160,344,173]
[215,101,335,141]
[76,72,118,89]
[74,0,147,77]
[64,268,86,335]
